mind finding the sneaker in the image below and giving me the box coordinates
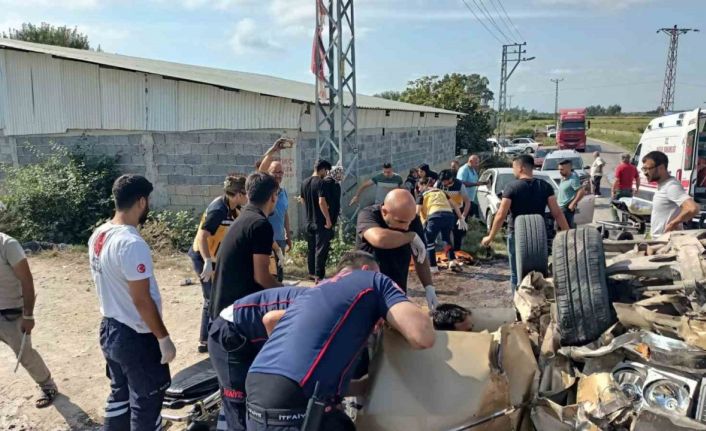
[197,343,208,354]
[430,266,440,274]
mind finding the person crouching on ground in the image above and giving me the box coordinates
[416,178,467,273]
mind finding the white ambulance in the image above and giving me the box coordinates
[631,108,706,198]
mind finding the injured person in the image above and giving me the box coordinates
[209,286,309,431]
[244,251,436,431]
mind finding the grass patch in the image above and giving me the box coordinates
[462,218,507,260]
[587,129,640,152]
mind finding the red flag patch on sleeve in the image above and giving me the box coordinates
[137,264,146,274]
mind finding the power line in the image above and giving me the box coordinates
[473,0,513,43]
[460,0,505,44]
[493,0,525,42]
[513,80,664,95]
[487,0,521,43]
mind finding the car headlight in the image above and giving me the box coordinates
[644,380,691,416]
[613,367,646,407]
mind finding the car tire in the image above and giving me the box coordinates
[514,214,548,279]
[486,210,494,232]
[552,227,614,346]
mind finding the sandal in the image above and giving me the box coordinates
[36,387,57,409]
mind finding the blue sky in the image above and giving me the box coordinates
[1,0,704,113]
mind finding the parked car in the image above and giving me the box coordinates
[533,147,552,169]
[508,137,540,154]
[476,168,595,232]
[540,149,590,185]
[490,137,524,156]
[546,125,557,138]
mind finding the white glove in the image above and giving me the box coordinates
[275,248,285,269]
[410,234,427,264]
[158,336,177,364]
[200,258,214,282]
[456,218,468,231]
[424,285,439,311]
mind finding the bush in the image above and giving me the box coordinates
[512,128,535,138]
[288,231,356,275]
[0,143,119,244]
[140,210,198,253]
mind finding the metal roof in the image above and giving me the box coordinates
[0,38,460,116]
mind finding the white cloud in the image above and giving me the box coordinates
[0,0,99,9]
[173,0,255,10]
[229,18,282,55]
[535,0,652,9]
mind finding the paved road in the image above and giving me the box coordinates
[579,138,633,224]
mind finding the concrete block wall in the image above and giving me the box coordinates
[1,125,455,233]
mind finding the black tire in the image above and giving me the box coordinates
[552,227,614,346]
[514,214,548,279]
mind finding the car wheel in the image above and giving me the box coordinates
[552,227,614,346]
[514,214,548,280]
[486,210,494,232]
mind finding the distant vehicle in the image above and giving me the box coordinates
[476,167,595,232]
[490,137,524,156]
[547,128,557,138]
[632,108,706,206]
[534,147,552,168]
[546,125,556,133]
[509,137,540,153]
[557,108,587,152]
[541,149,590,185]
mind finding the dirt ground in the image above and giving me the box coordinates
[0,249,511,431]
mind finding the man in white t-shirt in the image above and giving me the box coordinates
[641,151,700,237]
[88,174,176,430]
[590,151,606,196]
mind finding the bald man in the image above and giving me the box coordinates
[355,189,438,309]
[457,154,488,219]
[259,139,293,281]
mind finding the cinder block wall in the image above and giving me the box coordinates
[1,126,456,233]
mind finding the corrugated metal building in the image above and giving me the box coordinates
[0,39,459,229]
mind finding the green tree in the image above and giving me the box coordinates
[2,22,90,49]
[379,74,494,153]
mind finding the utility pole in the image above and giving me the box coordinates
[550,78,564,127]
[657,25,699,114]
[314,0,358,217]
[497,43,534,138]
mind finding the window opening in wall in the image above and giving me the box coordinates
[382,128,385,136]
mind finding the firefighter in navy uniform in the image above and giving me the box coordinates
[187,175,247,353]
[244,251,436,431]
[209,286,309,431]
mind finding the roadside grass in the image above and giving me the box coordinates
[462,218,507,260]
[587,129,640,152]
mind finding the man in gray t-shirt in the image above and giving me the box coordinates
[350,162,403,206]
[641,151,700,237]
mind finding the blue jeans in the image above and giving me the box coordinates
[425,212,456,267]
[188,249,211,343]
[507,232,516,292]
[99,318,170,431]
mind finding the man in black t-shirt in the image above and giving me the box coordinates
[300,159,333,282]
[481,155,569,291]
[210,172,283,319]
[356,189,439,310]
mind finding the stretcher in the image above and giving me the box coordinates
[596,197,652,240]
[161,358,221,430]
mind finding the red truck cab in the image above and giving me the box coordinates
[557,108,587,152]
